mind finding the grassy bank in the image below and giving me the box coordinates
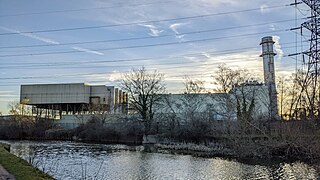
[0,144,54,180]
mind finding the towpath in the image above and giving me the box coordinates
[0,164,15,180]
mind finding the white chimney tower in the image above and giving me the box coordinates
[260,36,278,120]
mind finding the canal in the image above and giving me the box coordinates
[3,141,320,179]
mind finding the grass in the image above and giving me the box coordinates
[0,144,54,180]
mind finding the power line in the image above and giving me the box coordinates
[0,46,259,66]
[0,62,297,84]
[0,60,298,84]
[0,4,289,36]
[0,53,267,80]
[0,61,259,80]
[0,1,174,18]
[0,40,306,68]
[0,29,289,58]
[0,42,303,69]
[0,18,301,49]
[0,56,259,69]
[0,47,301,80]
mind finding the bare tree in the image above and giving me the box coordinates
[276,76,298,120]
[212,64,270,134]
[291,69,320,119]
[213,64,249,93]
[180,77,207,121]
[155,77,210,141]
[121,67,166,135]
[177,77,213,142]
[212,64,245,120]
[8,100,32,117]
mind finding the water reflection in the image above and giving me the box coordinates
[4,141,320,180]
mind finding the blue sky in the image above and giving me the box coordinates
[0,0,309,114]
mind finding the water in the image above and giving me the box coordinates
[4,141,320,180]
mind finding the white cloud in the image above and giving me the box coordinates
[269,24,276,31]
[0,26,60,44]
[169,23,189,40]
[188,0,239,9]
[0,91,14,94]
[0,26,104,56]
[169,23,186,34]
[272,36,284,62]
[260,4,270,13]
[139,24,163,36]
[0,91,17,100]
[201,52,211,59]
[0,94,16,97]
[72,47,104,55]
[109,71,122,82]
[183,56,206,63]
[149,28,163,37]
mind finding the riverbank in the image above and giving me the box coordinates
[154,142,234,158]
[0,164,15,180]
[152,141,320,166]
[0,144,53,180]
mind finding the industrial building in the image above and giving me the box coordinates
[155,82,270,122]
[20,83,128,119]
[155,36,279,121]
[260,36,278,120]
[19,36,278,126]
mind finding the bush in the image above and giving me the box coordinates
[75,118,120,143]
[0,117,54,140]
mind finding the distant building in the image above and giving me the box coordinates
[231,81,270,120]
[155,93,232,122]
[20,83,128,119]
[155,82,270,122]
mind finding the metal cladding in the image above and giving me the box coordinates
[20,83,91,104]
[20,83,128,116]
[260,36,278,120]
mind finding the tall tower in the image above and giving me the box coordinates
[260,36,278,120]
[300,0,320,118]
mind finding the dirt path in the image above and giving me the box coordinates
[0,165,15,180]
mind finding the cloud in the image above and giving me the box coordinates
[71,47,104,55]
[201,52,211,59]
[0,91,15,94]
[169,23,188,40]
[269,24,276,31]
[272,36,284,62]
[139,24,163,36]
[169,23,185,34]
[0,26,60,44]
[109,71,122,82]
[0,91,17,99]
[0,94,16,97]
[260,4,270,13]
[0,26,104,56]
[186,0,239,9]
[82,70,121,83]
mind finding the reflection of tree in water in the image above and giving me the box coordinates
[7,141,320,180]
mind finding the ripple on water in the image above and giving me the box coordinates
[4,141,320,180]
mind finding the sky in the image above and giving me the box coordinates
[0,0,310,114]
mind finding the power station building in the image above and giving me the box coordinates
[20,83,128,119]
[19,36,278,124]
[155,36,279,121]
